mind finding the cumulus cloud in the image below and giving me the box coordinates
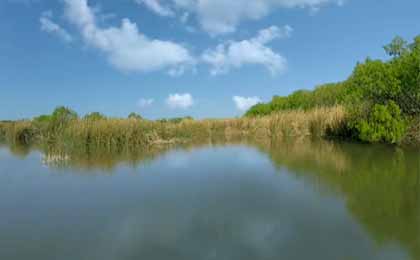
[63,0,194,74]
[139,0,345,35]
[137,98,154,107]
[135,0,174,17]
[40,11,73,42]
[233,96,262,111]
[202,26,291,75]
[166,93,194,109]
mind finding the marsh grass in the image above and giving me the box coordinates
[0,121,35,145]
[0,106,346,149]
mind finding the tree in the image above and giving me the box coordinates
[51,106,78,121]
[245,103,271,117]
[355,101,406,144]
[33,114,51,123]
[390,35,420,115]
[384,36,408,57]
[346,59,402,105]
[50,106,78,127]
[84,112,106,121]
[128,112,143,120]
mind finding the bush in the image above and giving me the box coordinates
[345,59,402,105]
[354,101,406,144]
[245,103,271,117]
[246,82,347,117]
[128,112,143,120]
[84,112,106,121]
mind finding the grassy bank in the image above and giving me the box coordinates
[246,35,420,145]
[0,106,346,149]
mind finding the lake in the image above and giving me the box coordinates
[1,140,420,260]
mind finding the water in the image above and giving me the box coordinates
[1,140,420,260]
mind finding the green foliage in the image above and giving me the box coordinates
[392,36,420,115]
[352,101,406,144]
[33,115,52,123]
[1,36,419,147]
[27,107,78,142]
[245,82,346,117]
[157,116,194,124]
[346,36,420,115]
[128,112,143,120]
[384,36,408,57]
[245,103,272,117]
[346,59,402,104]
[84,112,106,121]
[245,35,420,144]
[51,106,78,121]
[50,106,78,128]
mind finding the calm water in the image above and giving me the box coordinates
[1,140,420,260]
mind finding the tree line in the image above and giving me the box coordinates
[246,35,420,144]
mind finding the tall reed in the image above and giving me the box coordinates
[0,106,346,149]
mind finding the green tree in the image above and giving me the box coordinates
[346,59,402,105]
[49,106,78,132]
[246,103,271,117]
[84,112,106,121]
[384,36,408,57]
[128,112,143,120]
[33,115,51,123]
[392,35,420,115]
[355,101,406,144]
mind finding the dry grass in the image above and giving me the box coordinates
[0,106,347,149]
[0,121,34,145]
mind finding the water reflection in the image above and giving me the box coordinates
[256,140,420,260]
[1,140,420,259]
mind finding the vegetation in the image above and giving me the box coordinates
[128,112,143,120]
[352,101,407,143]
[246,35,420,145]
[0,106,345,150]
[1,36,420,147]
[84,112,107,121]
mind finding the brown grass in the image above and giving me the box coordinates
[0,106,347,149]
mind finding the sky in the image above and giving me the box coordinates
[0,0,419,120]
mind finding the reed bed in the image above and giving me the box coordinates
[0,106,346,149]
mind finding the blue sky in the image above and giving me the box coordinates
[1,0,419,120]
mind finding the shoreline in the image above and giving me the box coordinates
[1,106,419,149]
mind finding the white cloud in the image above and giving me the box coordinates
[166,93,194,109]
[137,98,154,107]
[233,96,262,111]
[142,0,345,35]
[63,0,194,74]
[135,0,174,17]
[40,11,73,42]
[202,26,291,75]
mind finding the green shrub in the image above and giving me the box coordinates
[345,59,402,105]
[51,106,78,123]
[354,101,406,143]
[245,103,271,117]
[84,112,106,121]
[128,112,143,120]
[246,82,347,117]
